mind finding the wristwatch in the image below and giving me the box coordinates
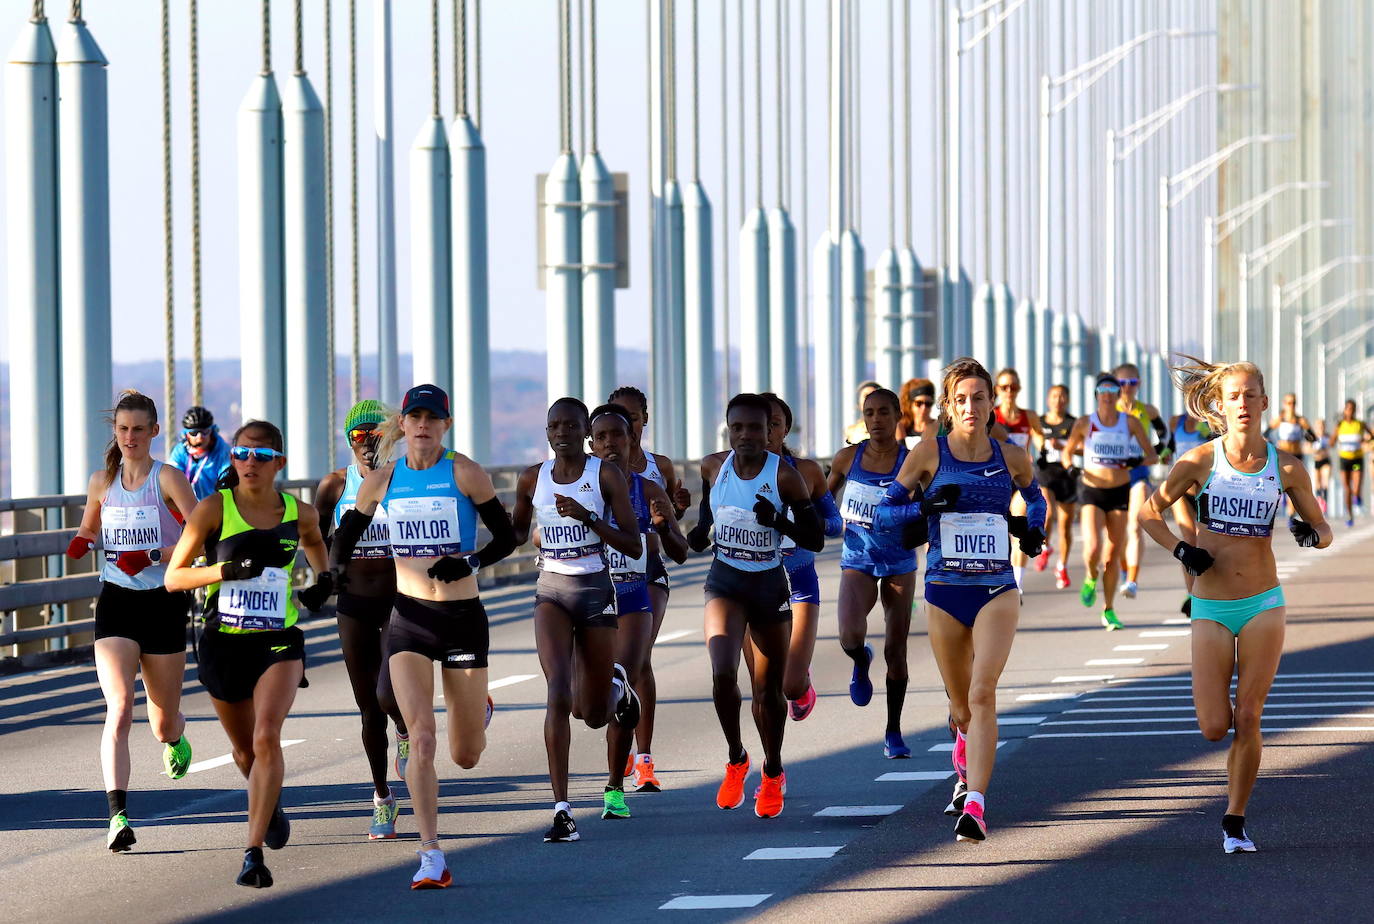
[463,553,481,574]
[148,549,163,564]
[586,511,601,526]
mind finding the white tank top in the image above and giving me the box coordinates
[533,455,609,575]
[100,461,184,591]
[1085,411,1135,469]
[1274,419,1304,443]
[638,450,667,489]
[709,451,784,572]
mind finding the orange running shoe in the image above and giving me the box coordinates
[623,749,636,779]
[633,754,662,792]
[716,753,750,809]
[754,769,786,818]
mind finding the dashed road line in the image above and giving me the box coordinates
[660,895,772,911]
[744,846,844,860]
[814,805,904,817]
[189,739,304,774]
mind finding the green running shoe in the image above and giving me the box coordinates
[163,734,192,780]
[394,733,410,779]
[107,813,136,853]
[1080,577,1097,608]
[601,786,631,820]
[1101,608,1123,631]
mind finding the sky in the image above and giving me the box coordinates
[0,0,951,368]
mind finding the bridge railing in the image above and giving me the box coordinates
[1,459,708,665]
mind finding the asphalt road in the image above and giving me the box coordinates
[3,519,1373,923]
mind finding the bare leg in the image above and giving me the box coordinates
[94,638,142,794]
[704,599,748,763]
[745,617,792,777]
[879,572,918,734]
[1228,608,1285,816]
[534,603,577,804]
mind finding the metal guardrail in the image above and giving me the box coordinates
[1,459,707,657]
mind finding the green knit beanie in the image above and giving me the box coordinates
[344,399,388,433]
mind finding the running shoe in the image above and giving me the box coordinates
[264,803,290,850]
[952,728,968,781]
[1080,577,1097,607]
[1055,563,1070,590]
[369,794,398,840]
[789,680,817,722]
[612,663,641,729]
[395,732,411,779]
[601,786,631,820]
[543,809,579,843]
[163,734,192,780]
[1101,608,1123,631]
[485,695,494,729]
[955,800,987,842]
[753,769,786,818]
[943,779,969,817]
[632,754,661,792]
[849,644,874,707]
[1034,545,1052,572]
[1122,580,1138,599]
[883,731,911,759]
[237,846,273,888]
[107,813,136,853]
[1347,517,1355,529]
[716,752,751,810]
[411,848,452,889]
[624,749,637,779]
[1223,831,1257,854]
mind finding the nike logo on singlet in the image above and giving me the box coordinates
[982,468,1004,477]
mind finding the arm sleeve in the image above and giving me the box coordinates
[817,491,844,537]
[686,478,715,552]
[871,480,924,531]
[328,508,373,570]
[1019,478,1047,532]
[473,497,518,568]
[776,501,824,552]
[1150,416,1168,453]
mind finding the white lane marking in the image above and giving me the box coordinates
[661,895,772,910]
[1086,658,1144,666]
[814,805,904,817]
[1048,713,1374,725]
[1087,691,1374,702]
[1104,680,1374,691]
[1052,674,1114,683]
[1071,702,1374,713]
[189,739,304,774]
[1162,618,1192,625]
[1114,644,1169,651]
[488,674,538,690]
[1033,726,1374,739]
[744,846,843,860]
[998,714,1048,725]
[1015,691,1082,702]
[929,741,1005,752]
[876,770,955,782]
[656,629,695,643]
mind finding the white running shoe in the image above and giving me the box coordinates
[1223,832,1257,854]
[412,848,452,889]
[1122,580,1138,599]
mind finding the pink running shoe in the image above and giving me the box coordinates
[788,680,817,722]
[1034,545,1052,572]
[952,729,968,782]
[955,799,987,842]
[1055,563,1070,590]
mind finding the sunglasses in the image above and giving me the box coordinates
[1118,377,1140,386]
[914,399,934,407]
[348,426,380,445]
[230,446,284,463]
[1096,385,1121,396]
[184,428,211,437]
[997,383,1021,392]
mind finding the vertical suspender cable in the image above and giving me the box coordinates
[324,0,336,446]
[454,0,462,116]
[775,0,782,206]
[294,0,303,74]
[720,0,730,398]
[690,0,697,178]
[560,0,571,154]
[190,0,203,405]
[886,0,894,247]
[431,0,439,118]
[737,0,743,216]
[590,0,598,153]
[754,0,761,209]
[781,1,789,204]
[852,0,860,231]
[473,0,482,130]
[348,0,360,403]
[902,0,911,247]
[577,0,585,155]
[161,0,174,450]
[799,0,809,441]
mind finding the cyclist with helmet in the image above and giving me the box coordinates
[169,406,233,501]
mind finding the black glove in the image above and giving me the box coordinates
[1124,456,1145,469]
[1173,541,1214,577]
[901,516,929,549]
[220,557,266,581]
[920,483,961,516]
[753,494,779,528]
[686,520,712,552]
[1288,516,1319,548]
[1017,527,1046,558]
[427,554,475,583]
[1007,515,1030,539]
[297,570,335,612]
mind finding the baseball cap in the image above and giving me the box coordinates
[401,384,451,419]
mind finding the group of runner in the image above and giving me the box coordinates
[71,349,1341,890]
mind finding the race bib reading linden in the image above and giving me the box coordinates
[219,567,291,631]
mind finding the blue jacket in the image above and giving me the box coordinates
[168,433,232,500]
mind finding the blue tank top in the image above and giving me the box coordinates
[925,437,1015,585]
[334,464,393,559]
[607,471,652,580]
[710,450,784,573]
[840,442,917,572]
[779,454,814,570]
[382,450,477,558]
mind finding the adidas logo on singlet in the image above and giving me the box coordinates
[759,483,773,494]
[578,483,594,493]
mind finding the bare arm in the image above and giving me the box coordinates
[826,445,857,496]
[1128,417,1159,466]
[892,438,939,495]
[1281,451,1333,549]
[313,470,346,537]
[294,503,329,574]
[644,481,689,563]
[164,494,228,592]
[1139,446,1211,555]
[509,465,541,546]
[1061,417,1089,468]
[588,462,644,559]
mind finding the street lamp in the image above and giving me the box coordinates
[1273,255,1374,408]
[1157,133,1294,358]
[1304,290,1374,419]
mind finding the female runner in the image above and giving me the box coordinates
[993,368,1044,588]
[1311,419,1331,513]
[1141,358,1330,852]
[898,378,938,447]
[827,388,919,758]
[165,420,330,888]
[69,390,199,852]
[1115,363,1168,600]
[1037,384,1078,590]
[1167,410,1211,617]
[1334,400,1373,527]
[875,359,1045,842]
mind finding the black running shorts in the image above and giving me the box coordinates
[94,583,191,656]
[387,593,490,669]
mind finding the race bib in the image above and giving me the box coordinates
[1007,432,1031,449]
[841,482,888,527]
[1043,441,1063,465]
[607,541,648,578]
[1338,434,1362,454]
[537,505,602,562]
[219,567,291,630]
[339,502,391,559]
[713,505,779,563]
[938,513,1010,572]
[101,504,162,555]
[1201,472,1280,537]
[387,495,461,557]
[1088,432,1133,467]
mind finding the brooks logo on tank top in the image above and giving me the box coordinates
[1196,439,1282,538]
[383,450,477,558]
[335,463,392,559]
[926,438,1014,583]
[710,451,783,571]
[607,471,651,581]
[1086,411,1135,468]
[100,460,184,592]
[533,455,609,575]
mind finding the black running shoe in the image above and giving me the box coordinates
[236,847,274,888]
[543,809,580,843]
[264,803,290,850]
[943,779,969,817]
[106,813,136,853]
[612,663,641,729]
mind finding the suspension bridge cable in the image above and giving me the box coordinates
[902,0,911,246]
[190,0,204,404]
[474,0,482,129]
[324,0,336,439]
[590,0,599,153]
[262,0,271,75]
[720,0,731,395]
[348,0,360,404]
[161,0,175,448]
[690,0,698,178]
[775,0,782,205]
[455,0,466,118]
[559,0,571,154]
[753,0,761,207]
[886,0,894,246]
